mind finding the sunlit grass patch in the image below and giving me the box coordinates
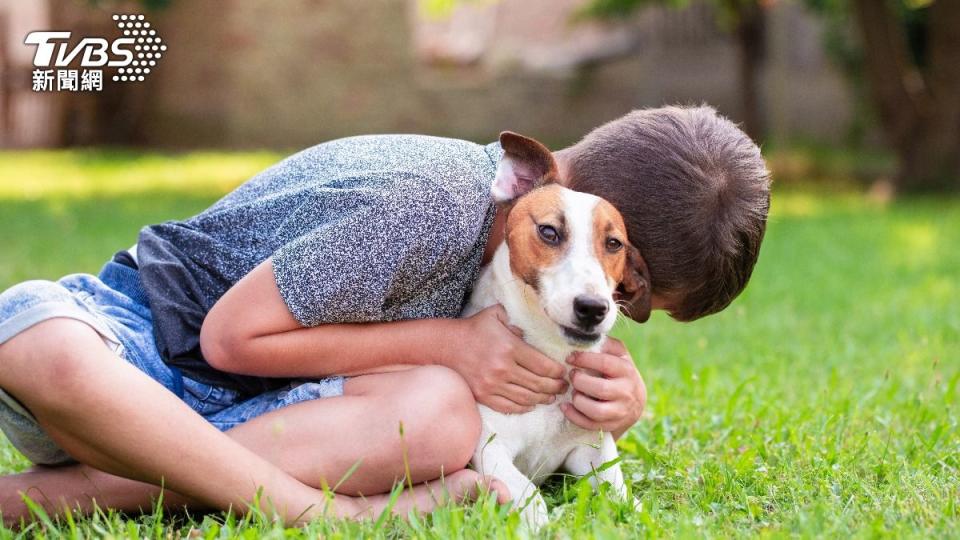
[0,149,282,200]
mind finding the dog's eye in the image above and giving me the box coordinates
[606,238,623,252]
[538,225,560,245]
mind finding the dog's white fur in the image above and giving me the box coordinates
[462,186,631,528]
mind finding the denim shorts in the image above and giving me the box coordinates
[0,259,344,465]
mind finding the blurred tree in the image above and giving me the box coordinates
[840,0,958,192]
[589,0,958,191]
[582,0,771,142]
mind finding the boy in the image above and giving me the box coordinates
[0,105,769,523]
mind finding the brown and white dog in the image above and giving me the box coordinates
[463,132,652,528]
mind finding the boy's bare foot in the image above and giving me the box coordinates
[311,470,510,522]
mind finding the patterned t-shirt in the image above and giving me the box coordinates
[136,135,501,396]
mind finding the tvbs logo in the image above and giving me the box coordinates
[25,14,165,92]
[26,32,135,68]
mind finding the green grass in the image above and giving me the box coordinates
[0,149,957,538]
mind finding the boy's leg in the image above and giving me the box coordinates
[0,318,338,521]
[0,362,495,521]
[227,365,483,495]
[0,464,191,523]
[1,465,502,528]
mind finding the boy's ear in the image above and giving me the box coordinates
[618,244,653,323]
[491,131,560,202]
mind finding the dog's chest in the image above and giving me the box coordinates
[477,400,599,483]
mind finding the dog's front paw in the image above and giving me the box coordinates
[606,478,641,511]
[518,495,549,531]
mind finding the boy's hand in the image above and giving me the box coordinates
[561,338,647,438]
[449,305,568,414]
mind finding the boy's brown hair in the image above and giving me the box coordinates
[566,105,771,322]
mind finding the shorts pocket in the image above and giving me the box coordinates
[182,378,242,417]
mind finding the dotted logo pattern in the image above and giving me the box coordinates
[111,14,166,83]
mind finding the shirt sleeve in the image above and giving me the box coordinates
[271,189,462,327]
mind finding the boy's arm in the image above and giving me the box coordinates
[200,259,567,413]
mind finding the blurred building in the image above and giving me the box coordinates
[1,0,853,149]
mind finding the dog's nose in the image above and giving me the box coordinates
[573,295,609,328]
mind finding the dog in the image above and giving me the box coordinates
[462,132,653,528]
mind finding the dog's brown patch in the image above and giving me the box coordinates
[592,199,630,285]
[505,184,568,291]
[593,199,653,322]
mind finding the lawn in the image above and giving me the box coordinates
[0,149,957,538]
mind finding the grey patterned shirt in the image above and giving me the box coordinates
[135,135,501,395]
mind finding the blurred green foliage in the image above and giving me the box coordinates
[419,0,496,18]
[582,0,743,30]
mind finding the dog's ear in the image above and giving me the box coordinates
[491,131,560,202]
[618,244,653,323]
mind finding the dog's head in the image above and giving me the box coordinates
[492,131,652,347]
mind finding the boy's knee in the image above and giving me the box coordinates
[411,366,477,420]
[401,366,480,468]
[0,319,109,402]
